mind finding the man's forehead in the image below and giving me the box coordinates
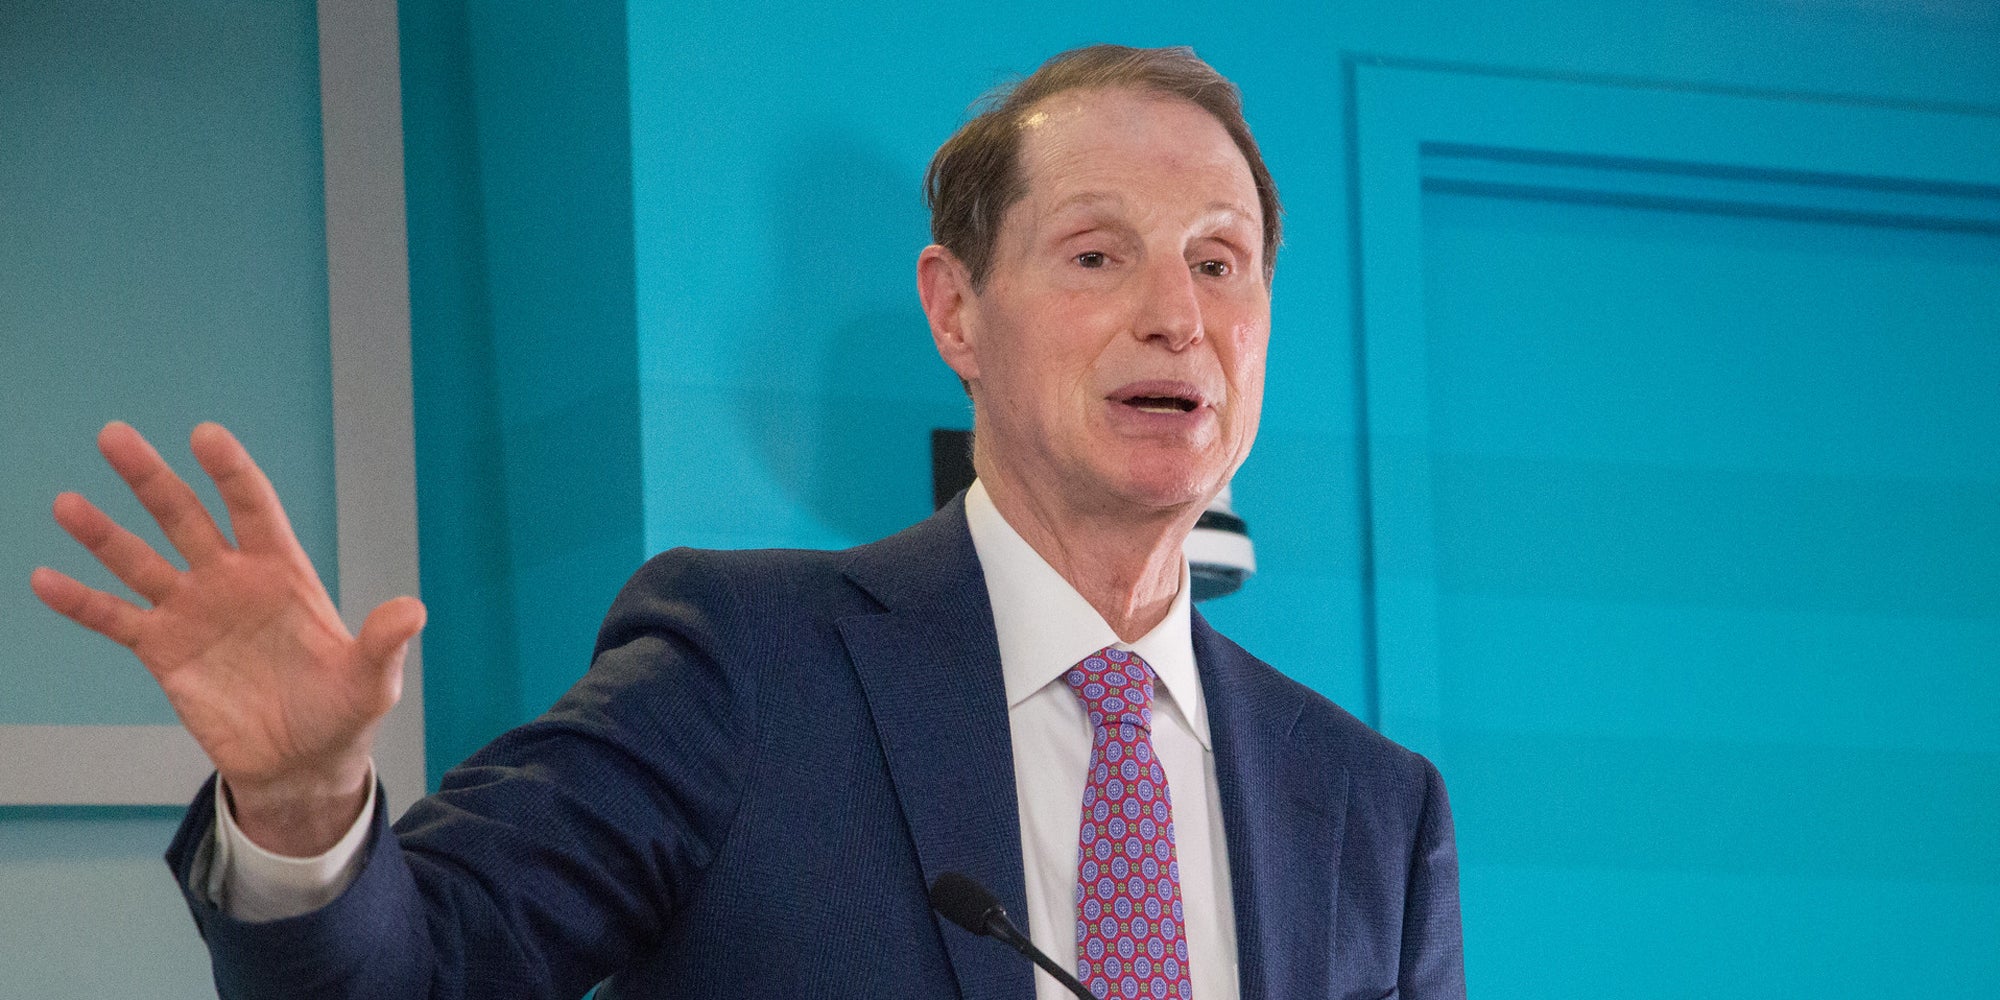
[1038,189,1260,230]
[1008,93,1259,220]
[1012,86,1176,149]
[1016,86,1108,129]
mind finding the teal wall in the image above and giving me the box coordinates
[427,1,2000,996]
[1416,174,1999,991]
[414,0,1992,988]
[619,0,2000,729]
[0,0,338,725]
[607,14,1998,993]
[404,1,2000,758]
[1,2,333,996]
[401,0,645,791]
[4,0,1996,995]
[0,807,216,997]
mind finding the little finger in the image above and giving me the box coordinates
[29,567,149,649]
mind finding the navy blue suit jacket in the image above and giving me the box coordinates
[167,498,1464,999]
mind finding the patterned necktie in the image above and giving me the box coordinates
[1067,647,1192,1000]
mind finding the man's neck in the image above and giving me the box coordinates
[978,473,1202,643]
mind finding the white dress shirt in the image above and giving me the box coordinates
[964,481,1240,1000]
[213,478,1239,999]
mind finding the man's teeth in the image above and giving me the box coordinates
[1126,396,1195,413]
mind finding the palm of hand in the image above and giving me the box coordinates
[30,421,423,801]
[140,547,393,788]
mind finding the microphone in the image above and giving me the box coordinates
[929,871,1100,1000]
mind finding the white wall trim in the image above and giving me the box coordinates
[0,0,425,810]
[317,0,426,817]
[0,726,212,806]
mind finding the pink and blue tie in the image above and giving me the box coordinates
[1068,647,1192,1000]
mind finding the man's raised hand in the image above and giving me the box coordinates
[29,421,424,855]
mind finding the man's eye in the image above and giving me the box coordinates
[1075,251,1108,268]
[1196,259,1232,278]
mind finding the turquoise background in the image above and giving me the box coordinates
[0,0,339,728]
[3,0,1997,995]
[1422,190,2000,992]
[0,2,336,996]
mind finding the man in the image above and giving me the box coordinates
[32,45,1463,999]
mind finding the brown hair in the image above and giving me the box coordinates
[925,44,1282,289]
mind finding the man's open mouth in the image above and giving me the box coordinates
[1123,396,1200,413]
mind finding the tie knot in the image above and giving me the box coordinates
[1065,647,1155,733]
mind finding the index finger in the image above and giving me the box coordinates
[187,422,300,556]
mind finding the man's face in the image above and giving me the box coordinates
[935,87,1270,519]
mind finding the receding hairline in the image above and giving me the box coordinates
[925,44,1283,288]
[1003,91,1268,249]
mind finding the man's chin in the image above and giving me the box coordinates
[1099,463,1226,518]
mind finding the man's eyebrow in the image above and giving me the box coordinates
[1042,193,1258,228]
[1197,202,1260,229]
[1042,190,1126,219]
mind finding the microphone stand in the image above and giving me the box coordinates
[930,872,1100,1000]
[978,907,1100,1000]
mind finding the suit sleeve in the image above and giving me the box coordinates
[1399,757,1467,999]
[164,548,765,1000]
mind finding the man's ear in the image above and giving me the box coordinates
[917,245,981,384]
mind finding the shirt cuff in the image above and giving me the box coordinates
[207,764,378,923]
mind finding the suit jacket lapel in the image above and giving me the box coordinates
[1195,611,1350,999]
[838,499,1035,1000]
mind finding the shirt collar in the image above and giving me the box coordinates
[964,479,1210,750]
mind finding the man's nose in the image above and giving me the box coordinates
[1134,259,1204,351]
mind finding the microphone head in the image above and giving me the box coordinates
[929,871,1002,936]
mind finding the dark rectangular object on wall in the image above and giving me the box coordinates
[931,428,974,511]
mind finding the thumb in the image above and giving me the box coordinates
[355,595,427,675]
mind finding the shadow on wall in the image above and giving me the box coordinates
[737,129,973,545]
